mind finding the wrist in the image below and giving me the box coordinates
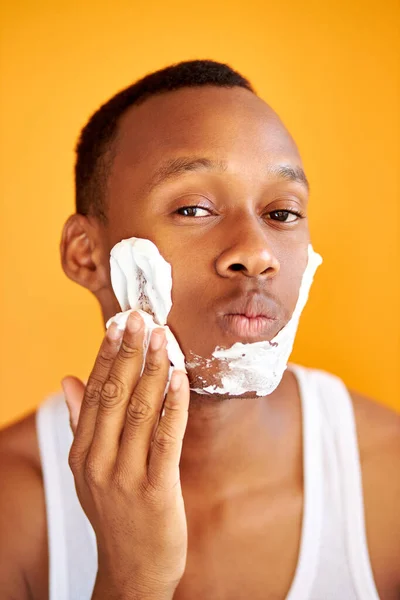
[92,570,176,600]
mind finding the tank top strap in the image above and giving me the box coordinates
[285,363,324,600]
[311,368,380,600]
[36,393,97,600]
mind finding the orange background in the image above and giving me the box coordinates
[0,0,399,426]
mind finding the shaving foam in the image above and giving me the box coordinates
[106,237,323,397]
[106,238,185,371]
[189,244,323,396]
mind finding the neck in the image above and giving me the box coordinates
[180,366,302,504]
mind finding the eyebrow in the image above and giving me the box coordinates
[146,156,309,193]
[267,164,310,191]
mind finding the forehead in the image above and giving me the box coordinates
[109,86,302,197]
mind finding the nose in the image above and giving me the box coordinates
[215,218,280,279]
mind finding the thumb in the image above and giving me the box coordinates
[61,376,86,434]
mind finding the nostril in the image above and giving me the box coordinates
[230,263,245,272]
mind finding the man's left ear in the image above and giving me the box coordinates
[60,213,110,293]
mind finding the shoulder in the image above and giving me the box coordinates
[348,389,400,598]
[0,413,48,600]
[349,389,400,476]
[349,389,400,474]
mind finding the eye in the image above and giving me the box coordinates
[176,206,213,218]
[266,209,305,223]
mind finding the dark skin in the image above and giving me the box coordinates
[0,86,399,600]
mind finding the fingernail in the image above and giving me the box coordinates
[107,322,123,340]
[170,370,183,392]
[150,329,164,351]
[127,312,142,333]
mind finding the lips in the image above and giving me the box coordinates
[223,314,276,337]
[216,293,280,340]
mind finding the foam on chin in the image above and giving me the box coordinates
[106,237,323,397]
[188,244,323,396]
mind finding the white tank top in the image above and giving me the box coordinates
[36,363,381,600]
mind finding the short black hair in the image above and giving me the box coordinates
[74,59,254,222]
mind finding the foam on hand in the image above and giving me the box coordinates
[106,238,186,371]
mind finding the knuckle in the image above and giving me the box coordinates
[100,379,125,408]
[125,393,153,426]
[84,379,102,407]
[68,445,85,473]
[118,340,141,361]
[97,348,115,369]
[101,340,118,360]
[153,427,177,453]
[143,357,162,376]
[84,455,105,488]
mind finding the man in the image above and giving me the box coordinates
[0,59,399,600]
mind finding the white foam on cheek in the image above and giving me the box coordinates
[190,244,323,397]
[109,238,173,325]
[106,238,186,372]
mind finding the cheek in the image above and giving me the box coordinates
[168,265,210,325]
[163,243,213,311]
[165,252,215,353]
[281,247,309,316]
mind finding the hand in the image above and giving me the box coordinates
[62,312,189,600]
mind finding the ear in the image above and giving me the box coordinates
[60,213,110,294]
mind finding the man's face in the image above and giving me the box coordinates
[105,86,310,363]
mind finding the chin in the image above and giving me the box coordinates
[189,387,261,402]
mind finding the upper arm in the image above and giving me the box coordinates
[350,390,400,598]
[0,421,48,600]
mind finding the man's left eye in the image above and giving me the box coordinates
[176,206,212,217]
[267,210,302,223]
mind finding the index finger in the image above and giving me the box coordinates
[147,370,190,490]
[117,328,170,476]
[72,323,123,457]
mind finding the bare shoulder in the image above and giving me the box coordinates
[348,389,400,598]
[0,413,48,600]
[349,390,400,453]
